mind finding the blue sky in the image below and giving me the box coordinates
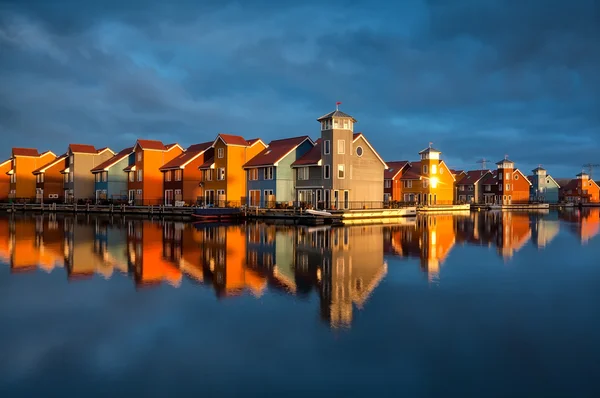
[0,0,598,177]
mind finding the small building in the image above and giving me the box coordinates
[90,147,135,202]
[6,148,56,201]
[383,161,410,203]
[160,142,214,206]
[200,134,266,206]
[61,144,115,203]
[455,170,492,204]
[243,135,315,207]
[126,140,184,205]
[560,172,600,204]
[291,108,387,209]
[527,166,560,203]
[494,158,531,204]
[32,153,68,203]
[398,146,456,205]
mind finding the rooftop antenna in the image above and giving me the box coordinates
[583,163,600,179]
[336,101,341,111]
[476,158,489,170]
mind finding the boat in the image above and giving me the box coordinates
[306,209,333,217]
[487,205,502,211]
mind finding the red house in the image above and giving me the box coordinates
[383,160,410,202]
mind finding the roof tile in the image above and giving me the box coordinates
[217,134,249,146]
[136,139,166,150]
[292,139,322,166]
[160,142,213,170]
[384,161,410,179]
[12,148,40,157]
[244,136,312,168]
[69,144,98,154]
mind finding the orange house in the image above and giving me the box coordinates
[398,145,456,205]
[383,160,410,202]
[495,158,531,204]
[6,148,56,201]
[32,153,68,203]
[495,212,532,259]
[0,157,11,201]
[200,134,266,206]
[126,140,183,205]
[560,172,600,204]
[160,142,213,206]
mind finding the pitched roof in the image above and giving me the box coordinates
[317,110,356,122]
[496,158,515,165]
[12,148,40,157]
[32,154,66,174]
[91,147,134,172]
[532,166,546,172]
[384,161,410,179]
[69,144,97,154]
[123,164,136,172]
[160,142,213,171]
[480,170,499,185]
[215,134,249,147]
[526,175,534,184]
[561,179,578,192]
[0,158,11,167]
[198,157,215,169]
[400,161,423,180]
[136,139,166,150]
[352,132,388,168]
[456,170,491,185]
[555,178,571,188]
[246,138,263,146]
[292,139,322,167]
[244,136,313,168]
[418,146,441,154]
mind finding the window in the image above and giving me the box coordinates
[101,172,107,182]
[338,140,345,154]
[137,169,143,182]
[403,180,412,188]
[499,184,503,191]
[136,189,142,196]
[165,171,172,182]
[485,185,491,192]
[137,152,142,162]
[514,174,519,180]
[249,169,258,181]
[468,185,474,191]
[217,148,224,158]
[264,189,274,200]
[460,185,465,191]
[338,164,345,179]
[40,174,44,183]
[384,179,392,188]
[440,167,444,174]
[297,167,309,181]
[217,167,225,180]
[506,184,510,190]
[129,172,134,182]
[356,146,363,157]
[324,140,331,155]
[423,180,429,188]
[69,171,73,182]
[422,165,428,174]
[343,120,348,129]
[505,173,511,180]
[431,164,437,174]
[174,189,182,200]
[324,164,331,179]
[174,170,182,181]
[206,169,214,181]
[264,167,274,180]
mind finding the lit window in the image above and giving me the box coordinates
[338,164,345,179]
[175,170,182,181]
[217,148,224,158]
[137,152,142,162]
[431,164,437,174]
[297,167,309,181]
[264,167,274,180]
[506,173,511,180]
[217,168,225,180]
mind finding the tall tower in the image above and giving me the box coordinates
[317,106,356,207]
[496,157,515,204]
[418,144,441,205]
[532,166,547,200]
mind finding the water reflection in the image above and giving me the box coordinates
[1,208,599,328]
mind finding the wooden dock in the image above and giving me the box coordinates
[418,204,471,213]
[1,203,194,218]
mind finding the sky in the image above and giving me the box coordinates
[0,0,598,177]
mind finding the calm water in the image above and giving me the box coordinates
[1,209,599,397]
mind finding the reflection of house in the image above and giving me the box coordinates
[531,217,560,248]
[0,217,10,262]
[93,218,129,274]
[494,213,532,258]
[64,217,114,279]
[560,172,600,204]
[559,208,600,244]
[7,218,38,272]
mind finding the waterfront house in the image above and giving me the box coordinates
[61,144,115,203]
[90,147,135,202]
[243,136,315,207]
[398,146,456,205]
[159,142,213,206]
[291,108,387,209]
[383,161,410,203]
[480,158,531,204]
[126,140,184,205]
[7,148,56,201]
[560,172,600,204]
[455,170,492,204]
[32,153,68,203]
[200,134,266,206]
[0,157,12,201]
[527,166,560,203]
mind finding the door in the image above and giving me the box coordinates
[128,190,135,204]
[164,190,174,206]
[205,190,215,206]
[316,190,322,209]
[216,189,225,207]
[324,190,330,209]
[333,190,339,210]
[249,190,260,207]
[343,190,349,210]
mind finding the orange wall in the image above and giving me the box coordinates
[130,146,183,204]
[37,157,65,200]
[0,160,10,200]
[511,170,531,203]
[182,153,209,203]
[12,152,55,198]
[399,161,455,203]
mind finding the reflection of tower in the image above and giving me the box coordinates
[531,216,560,248]
[497,213,532,259]
[418,215,456,282]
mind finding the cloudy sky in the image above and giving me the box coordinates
[0,0,598,177]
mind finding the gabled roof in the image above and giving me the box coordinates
[243,136,314,168]
[418,146,441,154]
[456,170,492,185]
[0,158,11,167]
[353,132,388,168]
[384,161,410,179]
[69,144,97,154]
[532,166,546,172]
[32,154,67,174]
[136,139,166,151]
[160,142,213,171]
[400,161,423,180]
[198,157,215,169]
[480,170,499,185]
[561,179,578,192]
[292,139,323,167]
[91,147,134,173]
[12,148,40,157]
[513,168,532,186]
[214,134,250,147]
[317,110,356,122]
[123,164,136,172]
[165,143,182,151]
[496,158,515,165]
[246,138,264,147]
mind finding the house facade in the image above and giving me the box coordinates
[495,158,531,204]
[291,109,387,210]
[0,158,11,201]
[160,142,213,206]
[126,140,184,205]
[32,154,67,203]
[90,147,134,202]
[243,136,314,207]
[560,172,600,204]
[398,146,456,205]
[7,148,56,201]
[200,134,266,206]
[61,144,115,203]
[528,166,560,203]
[455,170,492,204]
[383,161,410,202]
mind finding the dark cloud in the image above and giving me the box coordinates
[0,0,598,177]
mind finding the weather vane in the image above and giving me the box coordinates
[336,101,342,110]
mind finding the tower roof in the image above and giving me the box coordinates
[576,172,589,177]
[316,110,356,122]
[496,158,515,165]
[532,166,546,172]
[418,146,441,155]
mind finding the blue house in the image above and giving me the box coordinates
[528,166,560,203]
[91,147,134,202]
[243,136,314,207]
